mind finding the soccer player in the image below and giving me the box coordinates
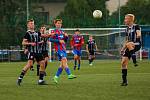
[17,19,47,85]
[52,19,76,84]
[36,25,49,76]
[70,29,84,70]
[86,35,98,66]
[17,19,61,85]
[120,14,141,86]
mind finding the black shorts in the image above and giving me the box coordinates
[42,50,49,58]
[27,52,44,62]
[89,50,95,55]
[123,43,141,59]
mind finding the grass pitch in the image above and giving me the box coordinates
[0,60,150,100]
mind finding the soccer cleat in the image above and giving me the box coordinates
[89,63,93,66]
[134,63,138,67]
[68,74,77,79]
[73,66,77,70]
[121,82,128,86]
[17,78,22,86]
[53,76,59,84]
[38,80,47,85]
[77,67,80,70]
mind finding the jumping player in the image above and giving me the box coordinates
[120,14,141,86]
[70,29,84,70]
[52,19,76,84]
[86,35,98,66]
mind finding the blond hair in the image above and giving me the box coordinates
[125,14,135,21]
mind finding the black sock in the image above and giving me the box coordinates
[19,70,26,79]
[31,66,33,69]
[39,71,45,80]
[132,54,137,64]
[122,69,127,83]
[91,58,94,63]
[89,59,92,64]
[37,64,40,75]
[74,60,77,66]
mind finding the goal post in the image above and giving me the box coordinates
[48,28,143,60]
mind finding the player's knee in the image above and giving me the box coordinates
[121,58,128,69]
[74,55,78,60]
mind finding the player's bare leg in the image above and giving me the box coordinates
[17,60,33,86]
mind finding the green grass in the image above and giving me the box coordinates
[0,60,150,100]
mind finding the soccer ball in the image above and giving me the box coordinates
[93,10,102,18]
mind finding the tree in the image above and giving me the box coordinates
[109,0,150,26]
[0,0,27,48]
[57,0,109,28]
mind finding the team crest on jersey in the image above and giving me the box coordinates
[58,34,64,39]
[30,56,33,59]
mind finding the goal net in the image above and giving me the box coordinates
[48,28,143,60]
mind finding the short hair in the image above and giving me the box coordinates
[54,19,62,24]
[27,19,34,23]
[40,24,46,28]
[89,35,93,37]
[125,14,135,21]
[75,29,80,32]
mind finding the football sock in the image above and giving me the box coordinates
[19,70,26,79]
[122,69,127,83]
[132,54,137,64]
[65,67,71,75]
[89,59,92,64]
[78,60,80,68]
[74,60,77,66]
[37,64,40,75]
[39,71,45,80]
[56,67,63,77]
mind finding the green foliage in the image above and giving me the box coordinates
[57,0,109,28]
[0,0,27,48]
[109,0,150,26]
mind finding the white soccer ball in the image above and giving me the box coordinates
[93,10,102,18]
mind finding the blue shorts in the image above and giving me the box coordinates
[56,50,67,61]
[72,49,82,56]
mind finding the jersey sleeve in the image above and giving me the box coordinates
[38,32,41,37]
[23,32,30,40]
[135,24,141,30]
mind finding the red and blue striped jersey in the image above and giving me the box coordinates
[70,34,84,50]
[51,29,68,51]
